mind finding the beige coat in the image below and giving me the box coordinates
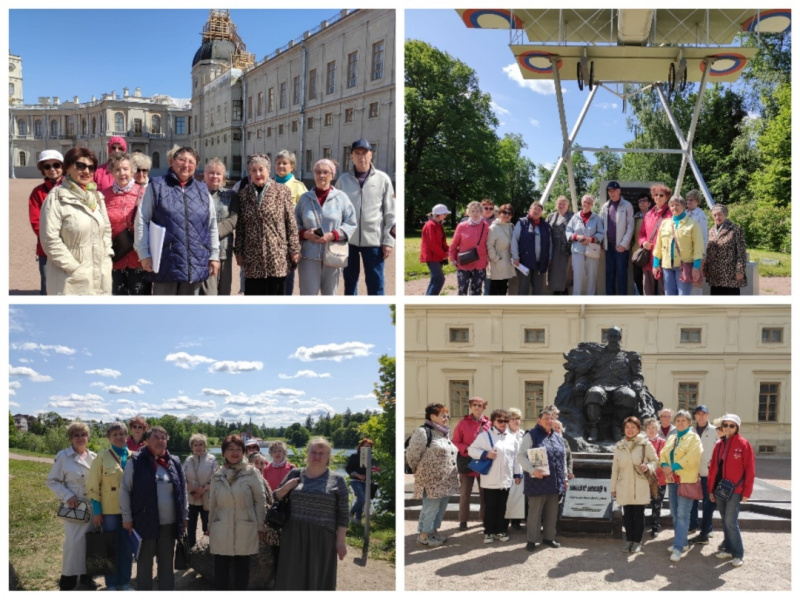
[487,221,515,280]
[40,184,113,295]
[610,433,657,506]
[184,452,219,510]
[208,465,266,556]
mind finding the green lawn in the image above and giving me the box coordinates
[750,248,791,277]
[404,231,457,282]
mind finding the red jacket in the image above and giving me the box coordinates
[452,413,491,476]
[94,164,116,193]
[420,218,449,263]
[707,433,755,499]
[29,178,60,257]
[103,184,144,269]
[647,436,667,486]
[638,203,672,271]
[264,461,296,493]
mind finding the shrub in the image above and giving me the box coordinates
[727,202,790,253]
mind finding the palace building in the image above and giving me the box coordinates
[405,305,790,455]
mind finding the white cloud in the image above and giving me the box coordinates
[503,63,565,96]
[89,381,105,387]
[596,102,619,110]
[9,308,25,333]
[529,118,541,127]
[278,370,332,379]
[175,340,203,349]
[46,393,107,413]
[136,379,153,385]
[9,365,52,382]
[208,360,264,374]
[202,388,232,397]
[291,341,374,362]
[116,399,136,405]
[352,394,375,400]
[105,384,144,395]
[10,401,20,407]
[155,396,216,410]
[217,401,338,426]
[10,381,21,390]
[263,388,305,398]
[85,368,122,378]
[165,352,216,369]
[490,100,510,116]
[17,358,32,364]
[12,342,76,355]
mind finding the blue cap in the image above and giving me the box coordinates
[351,138,372,152]
[693,405,709,414]
[607,181,621,190]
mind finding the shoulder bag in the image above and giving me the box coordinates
[714,471,745,502]
[577,216,601,260]
[57,499,91,523]
[671,221,703,285]
[311,200,348,269]
[638,446,660,500]
[632,216,663,268]
[457,222,486,266]
[267,469,302,529]
[467,431,495,475]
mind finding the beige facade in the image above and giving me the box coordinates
[405,305,790,455]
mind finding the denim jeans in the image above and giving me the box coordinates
[689,476,715,535]
[38,255,47,295]
[426,261,445,295]
[344,245,385,295]
[716,492,744,559]
[350,480,366,521]
[102,514,132,589]
[605,249,630,295]
[418,491,449,534]
[667,482,693,551]
[663,267,692,295]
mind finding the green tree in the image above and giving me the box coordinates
[749,82,791,208]
[537,150,592,207]
[495,133,539,215]
[361,353,396,513]
[284,423,311,447]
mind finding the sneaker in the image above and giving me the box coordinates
[650,528,660,538]
[732,558,743,567]
[483,534,495,544]
[667,546,674,553]
[715,551,734,560]
[688,527,698,534]
[620,541,633,553]
[631,543,643,554]
[416,535,443,548]
[459,522,468,531]
[495,533,510,542]
[689,534,709,545]
[670,549,683,562]
[119,585,135,591]
[431,531,448,543]
[525,542,537,552]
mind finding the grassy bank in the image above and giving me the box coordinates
[749,248,790,277]
[404,231,456,282]
[345,512,396,563]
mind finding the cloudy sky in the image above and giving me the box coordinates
[9,305,394,426]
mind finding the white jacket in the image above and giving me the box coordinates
[468,427,522,489]
[599,197,635,251]
[208,465,266,556]
[487,221,515,280]
[336,166,395,247]
[694,424,718,477]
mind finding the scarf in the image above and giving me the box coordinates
[275,173,292,184]
[113,179,136,194]
[223,460,247,484]
[425,419,449,436]
[468,217,482,225]
[152,450,171,473]
[271,458,288,468]
[111,444,129,470]
[64,175,98,211]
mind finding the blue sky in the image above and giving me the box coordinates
[9,9,344,102]
[8,305,394,426]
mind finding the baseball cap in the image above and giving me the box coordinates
[351,138,372,152]
[607,181,621,190]
[693,405,709,415]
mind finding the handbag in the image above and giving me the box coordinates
[266,495,291,529]
[85,529,117,576]
[677,480,703,500]
[670,222,703,285]
[57,499,91,523]
[174,534,190,570]
[714,474,745,502]
[310,197,349,269]
[585,242,601,260]
[457,223,486,266]
[456,453,473,475]
[467,432,495,475]
[111,228,135,263]
[639,447,660,500]
[632,215,663,268]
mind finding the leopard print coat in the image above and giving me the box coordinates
[702,220,747,288]
[234,181,300,278]
[406,425,459,500]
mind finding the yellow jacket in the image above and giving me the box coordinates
[659,430,702,484]
[87,447,131,515]
[653,215,704,269]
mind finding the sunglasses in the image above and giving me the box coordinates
[722,423,738,429]
[495,419,510,424]
[483,206,494,211]
[74,161,96,172]
[500,211,512,216]
[136,168,150,174]
[653,193,667,197]
[110,146,125,151]
[42,162,62,170]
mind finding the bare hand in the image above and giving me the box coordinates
[93,514,103,528]
[140,258,153,272]
[616,245,626,253]
[235,255,243,267]
[742,496,749,503]
[291,253,300,266]
[611,491,616,499]
[209,260,220,276]
[123,521,133,533]
[382,245,393,260]
[709,493,716,503]
[336,540,347,560]
[735,273,744,282]
[513,259,520,267]
[643,241,652,251]
[66,496,78,509]
[486,450,497,460]
[639,464,649,473]
[303,230,325,243]
[515,478,521,485]
[533,469,545,479]
[692,267,700,283]
[652,266,661,277]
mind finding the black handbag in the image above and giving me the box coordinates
[85,529,117,576]
[174,534,190,570]
[456,453,472,475]
[457,222,486,266]
[112,228,135,263]
[266,496,290,529]
[714,474,745,502]
[632,216,663,267]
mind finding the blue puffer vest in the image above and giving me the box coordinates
[149,170,211,283]
[129,448,186,540]
[518,217,551,273]
[523,424,566,496]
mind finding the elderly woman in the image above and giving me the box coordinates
[126,415,148,451]
[273,150,308,295]
[708,414,755,568]
[346,438,374,524]
[449,201,490,295]
[469,409,522,543]
[28,149,64,294]
[274,438,349,590]
[419,204,451,296]
[130,152,151,191]
[94,137,127,192]
[183,433,219,547]
[659,409,702,563]
[504,408,526,530]
[233,154,299,295]
[208,435,266,590]
[631,193,654,295]
[546,195,574,295]
[611,417,657,553]
[643,418,667,537]
[87,422,133,590]
[295,159,357,295]
[638,184,672,295]
[566,194,605,296]
[406,403,459,547]
[102,152,151,295]
[46,422,97,590]
[452,397,491,530]
[264,440,296,493]
[487,204,515,295]
[512,202,552,295]
[199,158,239,296]
[702,205,748,295]
[134,146,220,295]
[40,147,113,295]
[652,195,704,296]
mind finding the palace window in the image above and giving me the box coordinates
[280,82,287,109]
[326,61,336,94]
[758,383,779,422]
[762,327,783,343]
[345,108,354,123]
[677,382,699,412]
[347,51,358,88]
[450,381,470,418]
[369,102,379,118]
[324,112,333,127]
[308,69,317,100]
[371,41,385,80]
[524,381,544,420]
[257,92,264,116]
[268,88,275,113]
[293,76,301,105]
[524,328,545,344]
[449,328,469,343]
[680,328,702,344]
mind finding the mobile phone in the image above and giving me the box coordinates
[313,228,324,237]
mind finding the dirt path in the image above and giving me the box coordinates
[8,178,395,296]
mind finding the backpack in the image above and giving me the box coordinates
[404,424,433,474]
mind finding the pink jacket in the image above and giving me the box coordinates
[103,184,144,270]
[648,436,667,486]
[449,220,489,270]
[264,461,296,493]
[638,204,672,271]
[452,414,491,476]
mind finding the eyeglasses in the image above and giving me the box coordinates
[653,193,666,197]
[500,211,512,216]
[437,414,450,419]
[42,162,62,170]
[495,419,510,424]
[71,432,89,438]
[136,168,149,174]
[131,425,145,430]
[74,161,96,172]
[483,206,494,211]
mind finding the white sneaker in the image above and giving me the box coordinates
[416,535,443,548]
[732,558,743,567]
[716,551,733,560]
[431,531,447,543]
[670,549,683,562]
[483,534,495,544]
[494,533,510,542]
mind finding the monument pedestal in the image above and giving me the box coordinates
[559,452,623,538]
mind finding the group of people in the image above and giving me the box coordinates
[406,399,755,568]
[420,182,748,296]
[47,417,363,591]
[28,136,395,296]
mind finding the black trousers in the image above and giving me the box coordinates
[215,554,251,590]
[482,487,510,535]
[650,484,666,532]
[623,504,646,543]
[710,286,741,295]
[245,277,286,295]
[489,279,509,295]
